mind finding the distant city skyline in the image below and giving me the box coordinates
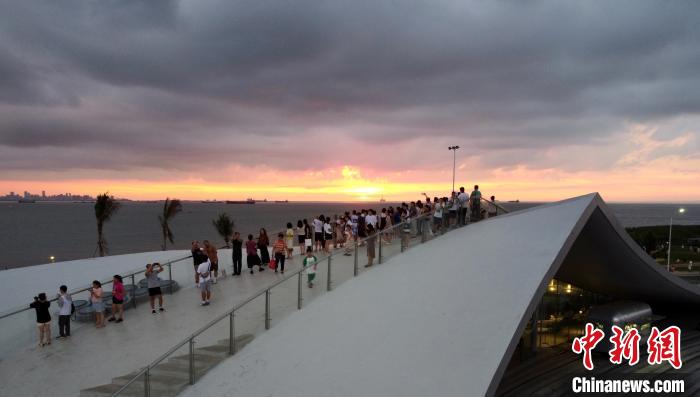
[0,190,95,202]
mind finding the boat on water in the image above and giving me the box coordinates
[508,200,520,203]
[18,199,36,203]
[273,200,289,203]
[379,197,386,203]
[226,198,256,204]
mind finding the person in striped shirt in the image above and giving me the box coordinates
[272,233,287,274]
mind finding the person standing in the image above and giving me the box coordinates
[296,220,306,256]
[488,195,498,218]
[285,223,295,259]
[470,185,482,222]
[203,240,219,283]
[323,218,333,253]
[357,211,367,244]
[365,224,376,267]
[258,228,270,266]
[458,187,469,226]
[303,247,318,288]
[313,216,324,252]
[90,281,105,328]
[56,285,72,338]
[30,293,51,346]
[197,259,213,306]
[231,232,243,275]
[145,263,165,313]
[246,234,263,274]
[401,208,412,249]
[108,275,124,323]
[272,233,287,273]
[191,241,207,286]
[433,196,443,234]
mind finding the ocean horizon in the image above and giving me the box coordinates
[1,200,698,270]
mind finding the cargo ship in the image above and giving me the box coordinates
[226,198,256,204]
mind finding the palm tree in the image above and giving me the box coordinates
[95,192,121,257]
[212,213,234,247]
[158,198,183,250]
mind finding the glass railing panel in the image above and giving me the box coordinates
[231,293,267,351]
[268,274,303,328]
[192,316,230,382]
[145,342,192,397]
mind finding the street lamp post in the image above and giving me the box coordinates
[667,207,686,271]
[448,146,460,193]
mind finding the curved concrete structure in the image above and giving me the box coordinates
[178,193,700,397]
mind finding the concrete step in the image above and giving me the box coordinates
[79,334,256,396]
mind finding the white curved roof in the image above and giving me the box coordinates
[181,193,699,397]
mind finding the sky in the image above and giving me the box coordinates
[1,0,699,202]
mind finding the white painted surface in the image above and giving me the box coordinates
[181,195,594,397]
[0,250,190,314]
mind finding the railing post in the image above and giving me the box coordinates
[326,255,332,291]
[188,338,195,385]
[229,312,235,355]
[265,289,271,330]
[168,263,173,294]
[353,240,359,276]
[144,367,150,397]
[378,232,383,264]
[421,218,427,243]
[131,274,137,308]
[297,271,302,309]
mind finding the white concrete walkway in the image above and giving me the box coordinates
[0,230,415,397]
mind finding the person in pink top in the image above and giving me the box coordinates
[108,275,125,323]
[90,280,105,328]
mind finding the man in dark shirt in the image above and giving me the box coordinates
[231,232,243,275]
[191,240,207,285]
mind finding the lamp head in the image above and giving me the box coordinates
[679,208,686,214]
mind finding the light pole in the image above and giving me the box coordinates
[667,207,686,271]
[448,146,460,193]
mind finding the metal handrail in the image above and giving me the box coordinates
[480,197,511,214]
[0,253,194,320]
[112,211,439,396]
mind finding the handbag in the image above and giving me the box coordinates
[269,258,277,270]
[305,238,312,247]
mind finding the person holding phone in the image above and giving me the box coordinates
[30,293,51,346]
[146,263,165,313]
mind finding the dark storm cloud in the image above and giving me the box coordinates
[0,0,699,174]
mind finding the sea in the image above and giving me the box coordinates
[1,200,698,269]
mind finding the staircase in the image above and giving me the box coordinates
[79,334,254,397]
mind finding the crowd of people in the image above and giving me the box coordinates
[29,185,499,347]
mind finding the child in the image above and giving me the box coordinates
[145,263,165,313]
[197,259,212,306]
[303,247,318,288]
[57,285,72,338]
[273,232,287,273]
[246,234,263,274]
[285,222,295,259]
[90,281,105,328]
[108,275,124,323]
[30,293,51,346]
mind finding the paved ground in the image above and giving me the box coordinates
[0,227,423,397]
